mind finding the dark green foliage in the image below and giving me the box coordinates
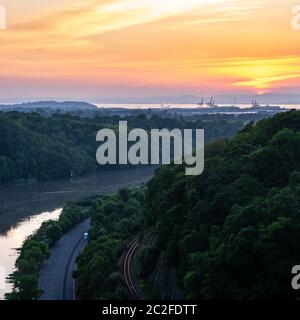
[0,112,98,183]
[6,110,298,300]
[75,188,145,300]
[142,110,300,299]
[0,111,243,183]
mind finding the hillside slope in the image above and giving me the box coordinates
[0,112,243,183]
[140,110,300,299]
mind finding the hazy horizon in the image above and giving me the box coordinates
[1,93,300,105]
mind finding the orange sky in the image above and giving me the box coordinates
[0,0,299,101]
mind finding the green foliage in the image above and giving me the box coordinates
[6,110,298,300]
[75,188,145,300]
[0,111,243,183]
[143,110,300,299]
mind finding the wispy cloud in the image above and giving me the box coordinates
[7,0,229,37]
[0,0,299,98]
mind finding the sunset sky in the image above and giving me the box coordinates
[0,0,299,101]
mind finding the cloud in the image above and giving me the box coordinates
[0,0,299,98]
[214,57,300,90]
[7,0,230,37]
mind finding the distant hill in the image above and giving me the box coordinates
[0,101,98,112]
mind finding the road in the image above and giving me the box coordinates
[38,219,90,300]
[123,239,141,300]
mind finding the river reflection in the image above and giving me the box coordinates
[0,167,155,299]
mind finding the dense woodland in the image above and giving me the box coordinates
[73,110,300,300]
[0,111,244,183]
[142,110,300,299]
[6,110,300,300]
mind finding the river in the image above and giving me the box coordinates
[0,167,155,299]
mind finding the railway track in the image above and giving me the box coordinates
[123,239,140,300]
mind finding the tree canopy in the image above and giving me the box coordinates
[142,110,300,299]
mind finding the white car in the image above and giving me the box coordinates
[83,232,89,240]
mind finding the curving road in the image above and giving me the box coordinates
[123,239,141,300]
[38,219,90,300]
